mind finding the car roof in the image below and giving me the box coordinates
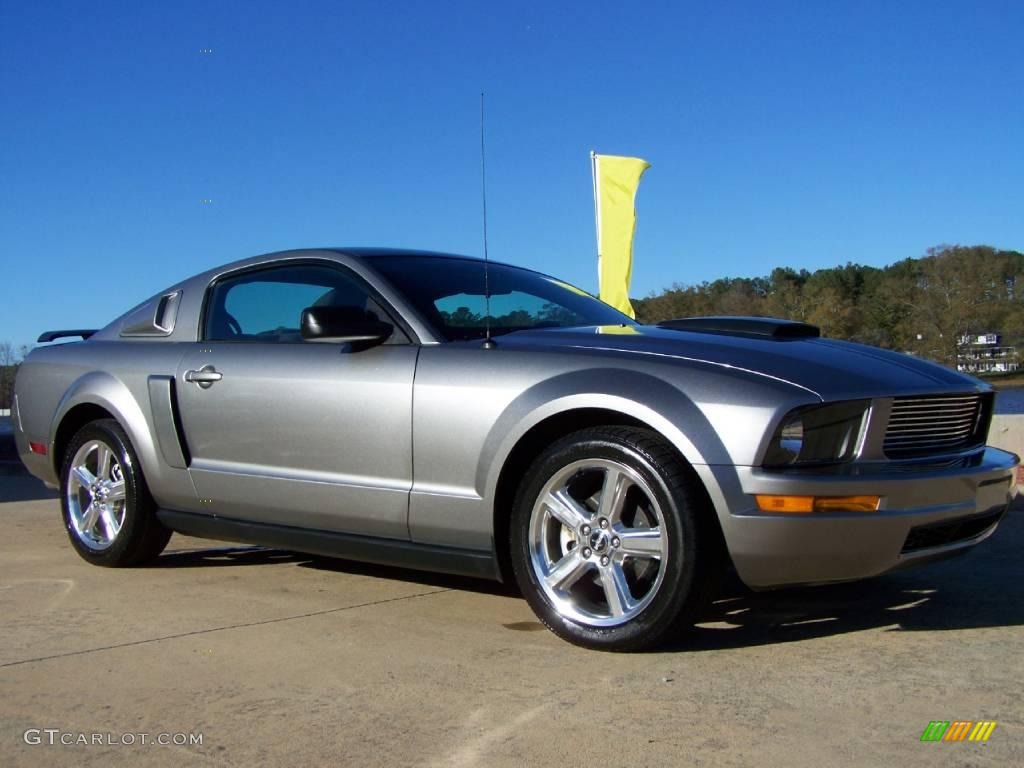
[193,248,527,282]
[329,247,524,271]
[329,247,479,260]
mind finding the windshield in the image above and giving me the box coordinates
[369,255,634,341]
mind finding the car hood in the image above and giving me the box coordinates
[497,325,987,401]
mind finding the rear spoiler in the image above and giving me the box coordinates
[37,329,99,343]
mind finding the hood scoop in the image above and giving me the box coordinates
[656,316,821,340]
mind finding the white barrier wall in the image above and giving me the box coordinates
[988,415,1024,459]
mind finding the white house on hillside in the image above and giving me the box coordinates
[957,332,1019,374]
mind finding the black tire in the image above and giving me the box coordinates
[59,418,171,566]
[509,426,721,651]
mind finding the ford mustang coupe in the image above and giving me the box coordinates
[13,248,1017,650]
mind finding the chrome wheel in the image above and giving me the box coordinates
[528,458,669,627]
[66,439,127,551]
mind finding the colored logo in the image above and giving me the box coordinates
[920,721,997,742]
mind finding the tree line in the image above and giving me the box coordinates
[634,245,1024,367]
[0,342,32,411]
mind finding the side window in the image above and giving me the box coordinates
[204,263,405,343]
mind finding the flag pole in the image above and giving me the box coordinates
[591,150,601,294]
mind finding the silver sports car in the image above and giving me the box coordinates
[14,248,1017,650]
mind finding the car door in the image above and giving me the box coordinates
[174,260,417,540]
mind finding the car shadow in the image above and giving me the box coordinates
[154,545,516,596]
[0,470,60,503]
[152,504,1023,650]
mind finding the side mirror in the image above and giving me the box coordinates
[300,306,393,347]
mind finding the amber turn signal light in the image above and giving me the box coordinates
[755,494,880,513]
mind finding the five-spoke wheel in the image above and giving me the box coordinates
[529,458,668,626]
[511,426,719,651]
[60,418,171,566]
[66,439,127,550]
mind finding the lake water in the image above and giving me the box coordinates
[994,388,1024,414]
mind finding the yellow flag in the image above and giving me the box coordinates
[593,152,650,318]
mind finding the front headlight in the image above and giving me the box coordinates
[763,400,870,466]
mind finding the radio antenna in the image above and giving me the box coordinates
[479,91,496,349]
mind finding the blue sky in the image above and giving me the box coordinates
[2,0,1023,348]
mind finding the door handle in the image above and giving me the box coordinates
[184,365,223,389]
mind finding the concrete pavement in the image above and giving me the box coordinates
[0,472,1021,767]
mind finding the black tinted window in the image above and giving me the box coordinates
[369,256,632,341]
[205,263,392,343]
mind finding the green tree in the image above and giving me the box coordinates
[0,342,22,409]
[633,245,1024,369]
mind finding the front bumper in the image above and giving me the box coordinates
[720,447,1018,589]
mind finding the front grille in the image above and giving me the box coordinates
[883,393,991,459]
[901,508,1005,553]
